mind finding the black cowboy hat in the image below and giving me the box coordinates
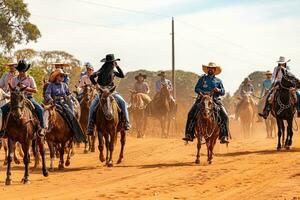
[135,73,147,80]
[157,71,166,77]
[100,54,120,63]
[16,60,31,72]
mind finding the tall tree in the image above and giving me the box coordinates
[0,0,41,51]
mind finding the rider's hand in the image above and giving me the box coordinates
[213,88,221,93]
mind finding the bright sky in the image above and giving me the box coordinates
[17,0,300,93]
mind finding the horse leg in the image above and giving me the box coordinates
[98,131,105,163]
[160,117,166,138]
[58,142,65,170]
[91,133,96,152]
[117,131,126,164]
[5,138,14,185]
[195,134,201,164]
[21,140,31,184]
[37,137,48,177]
[48,141,55,172]
[13,143,21,165]
[276,119,283,150]
[83,137,89,154]
[104,134,110,165]
[167,115,171,138]
[65,140,73,167]
[143,113,148,138]
[31,139,39,169]
[3,139,8,165]
[286,118,293,149]
[107,133,115,167]
[17,142,24,158]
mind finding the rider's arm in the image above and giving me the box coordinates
[45,83,53,102]
[194,76,205,94]
[25,77,37,93]
[167,80,173,91]
[145,83,150,94]
[90,72,98,85]
[217,80,225,96]
[0,74,6,89]
[114,65,125,78]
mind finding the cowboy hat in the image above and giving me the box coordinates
[49,69,67,83]
[84,62,94,70]
[202,62,222,75]
[50,59,69,67]
[265,70,272,75]
[100,54,120,63]
[16,60,31,72]
[277,56,290,64]
[157,71,167,77]
[135,73,147,80]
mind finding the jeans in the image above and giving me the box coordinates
[87,93,130,132]
[0,97,45,128]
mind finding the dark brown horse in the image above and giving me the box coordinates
[79,85,97,153]
[43,103,76,171]
[194,92,220,165]
[148,84,176,138]
[129,90,149,138]
[5,86,48,185]
[96,86,126,167]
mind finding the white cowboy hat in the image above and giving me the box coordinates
[49,69,67,83]
[277,56,290,64]
[202,62,222,75]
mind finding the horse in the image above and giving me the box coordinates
[271,70,300,150]
[129,90,149,138]
[95,86,126,167]
[238,92,256,138]
[79,85,97,153]
[5,86,48,185]
[194,92,220,165]
[147,83,176,138]
[43,102,80,171]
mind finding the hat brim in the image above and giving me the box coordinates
[277,59,291,64]
[49,71,66,82]
[100,58,120,62]
[157,73,166,77]
[16,64,31,72]
[51,63,70,67]
[202,65,222,75]
[135,75,147,80]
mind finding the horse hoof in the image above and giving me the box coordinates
[277,146,281,151]
[14,159,21,165]
[117,159,122,164]
[58,164,64,170]
[83,149,89,154]
[49,167,54,172]
[99,155,105,163]
[65,160,70,167]
[195,160,200,164]
[107,163,114,167]
[208,160,212,165]
[91,148,95,153]
[5,179,12,185]
[21,178,30,184]
[43,170,49,177]
[285,146,290,150]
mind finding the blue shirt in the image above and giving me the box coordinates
[45,82,70,101]
[155,79,173,93]
[195,75,225,98]
[260,79,272,97]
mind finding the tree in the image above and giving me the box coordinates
[0,0,41,51]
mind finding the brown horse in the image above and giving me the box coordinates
[5,86,48,185]
[239,93,256,138]
[129,90,150,138]
[194,92,220,165]
[148,84,176,138]
[79,85,97,153]
[96,86,126,167]
[43,103,78,171]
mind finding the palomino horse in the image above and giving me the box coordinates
[5,86,48,185]
[79,85,97,153]
[129,90,150,138]
[239,92,256,138]
[194,92,220,165]
[43,102,83,171]
[148,84,176,138]
[271,70,300,150]
[96,86,126,167]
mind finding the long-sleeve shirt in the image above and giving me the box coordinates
[239,83,254,97]
[194,75,225,99]
[260,79,272,97]
[12,76,36,97]
[45,82,70,102]
[271,66,290,84]
[134,82,150,94]
[155,79,173,93]
[90,63,124,87]
[0,71,18,93]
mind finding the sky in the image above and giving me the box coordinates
[17,0,300,94]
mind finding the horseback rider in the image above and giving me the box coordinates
[0,62,18,94]
[131,73,151,104]
[49,60,70,84]
[44,68,85,140]
[260,70,273,98]
[80,62,92,79]
[0,60,45,137]
[77,63,96,101]
[87,54,131,135]
[235,77,255,120]
[182,62,229,144]
[259,56,300,118]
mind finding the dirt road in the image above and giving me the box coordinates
[0,123,300,200]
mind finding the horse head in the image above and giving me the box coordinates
[98,86,116,120]
[82,85,95,103]
[198,92,215,120]
[9,84,27,119]
[42,102,56,132]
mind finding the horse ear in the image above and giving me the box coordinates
[110,86,116,93]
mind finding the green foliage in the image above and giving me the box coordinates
[0,0,41,51]
[28,64,45,103]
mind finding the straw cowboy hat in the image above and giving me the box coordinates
[50,59,69,67]
[277,56,290,64]
[202,62,222,75]
[100,54,120,63]
[265,70,272,75]
[16,60,31,72]
[157,71,167,77]
[135,73,147,80]
[49,69,67,83]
